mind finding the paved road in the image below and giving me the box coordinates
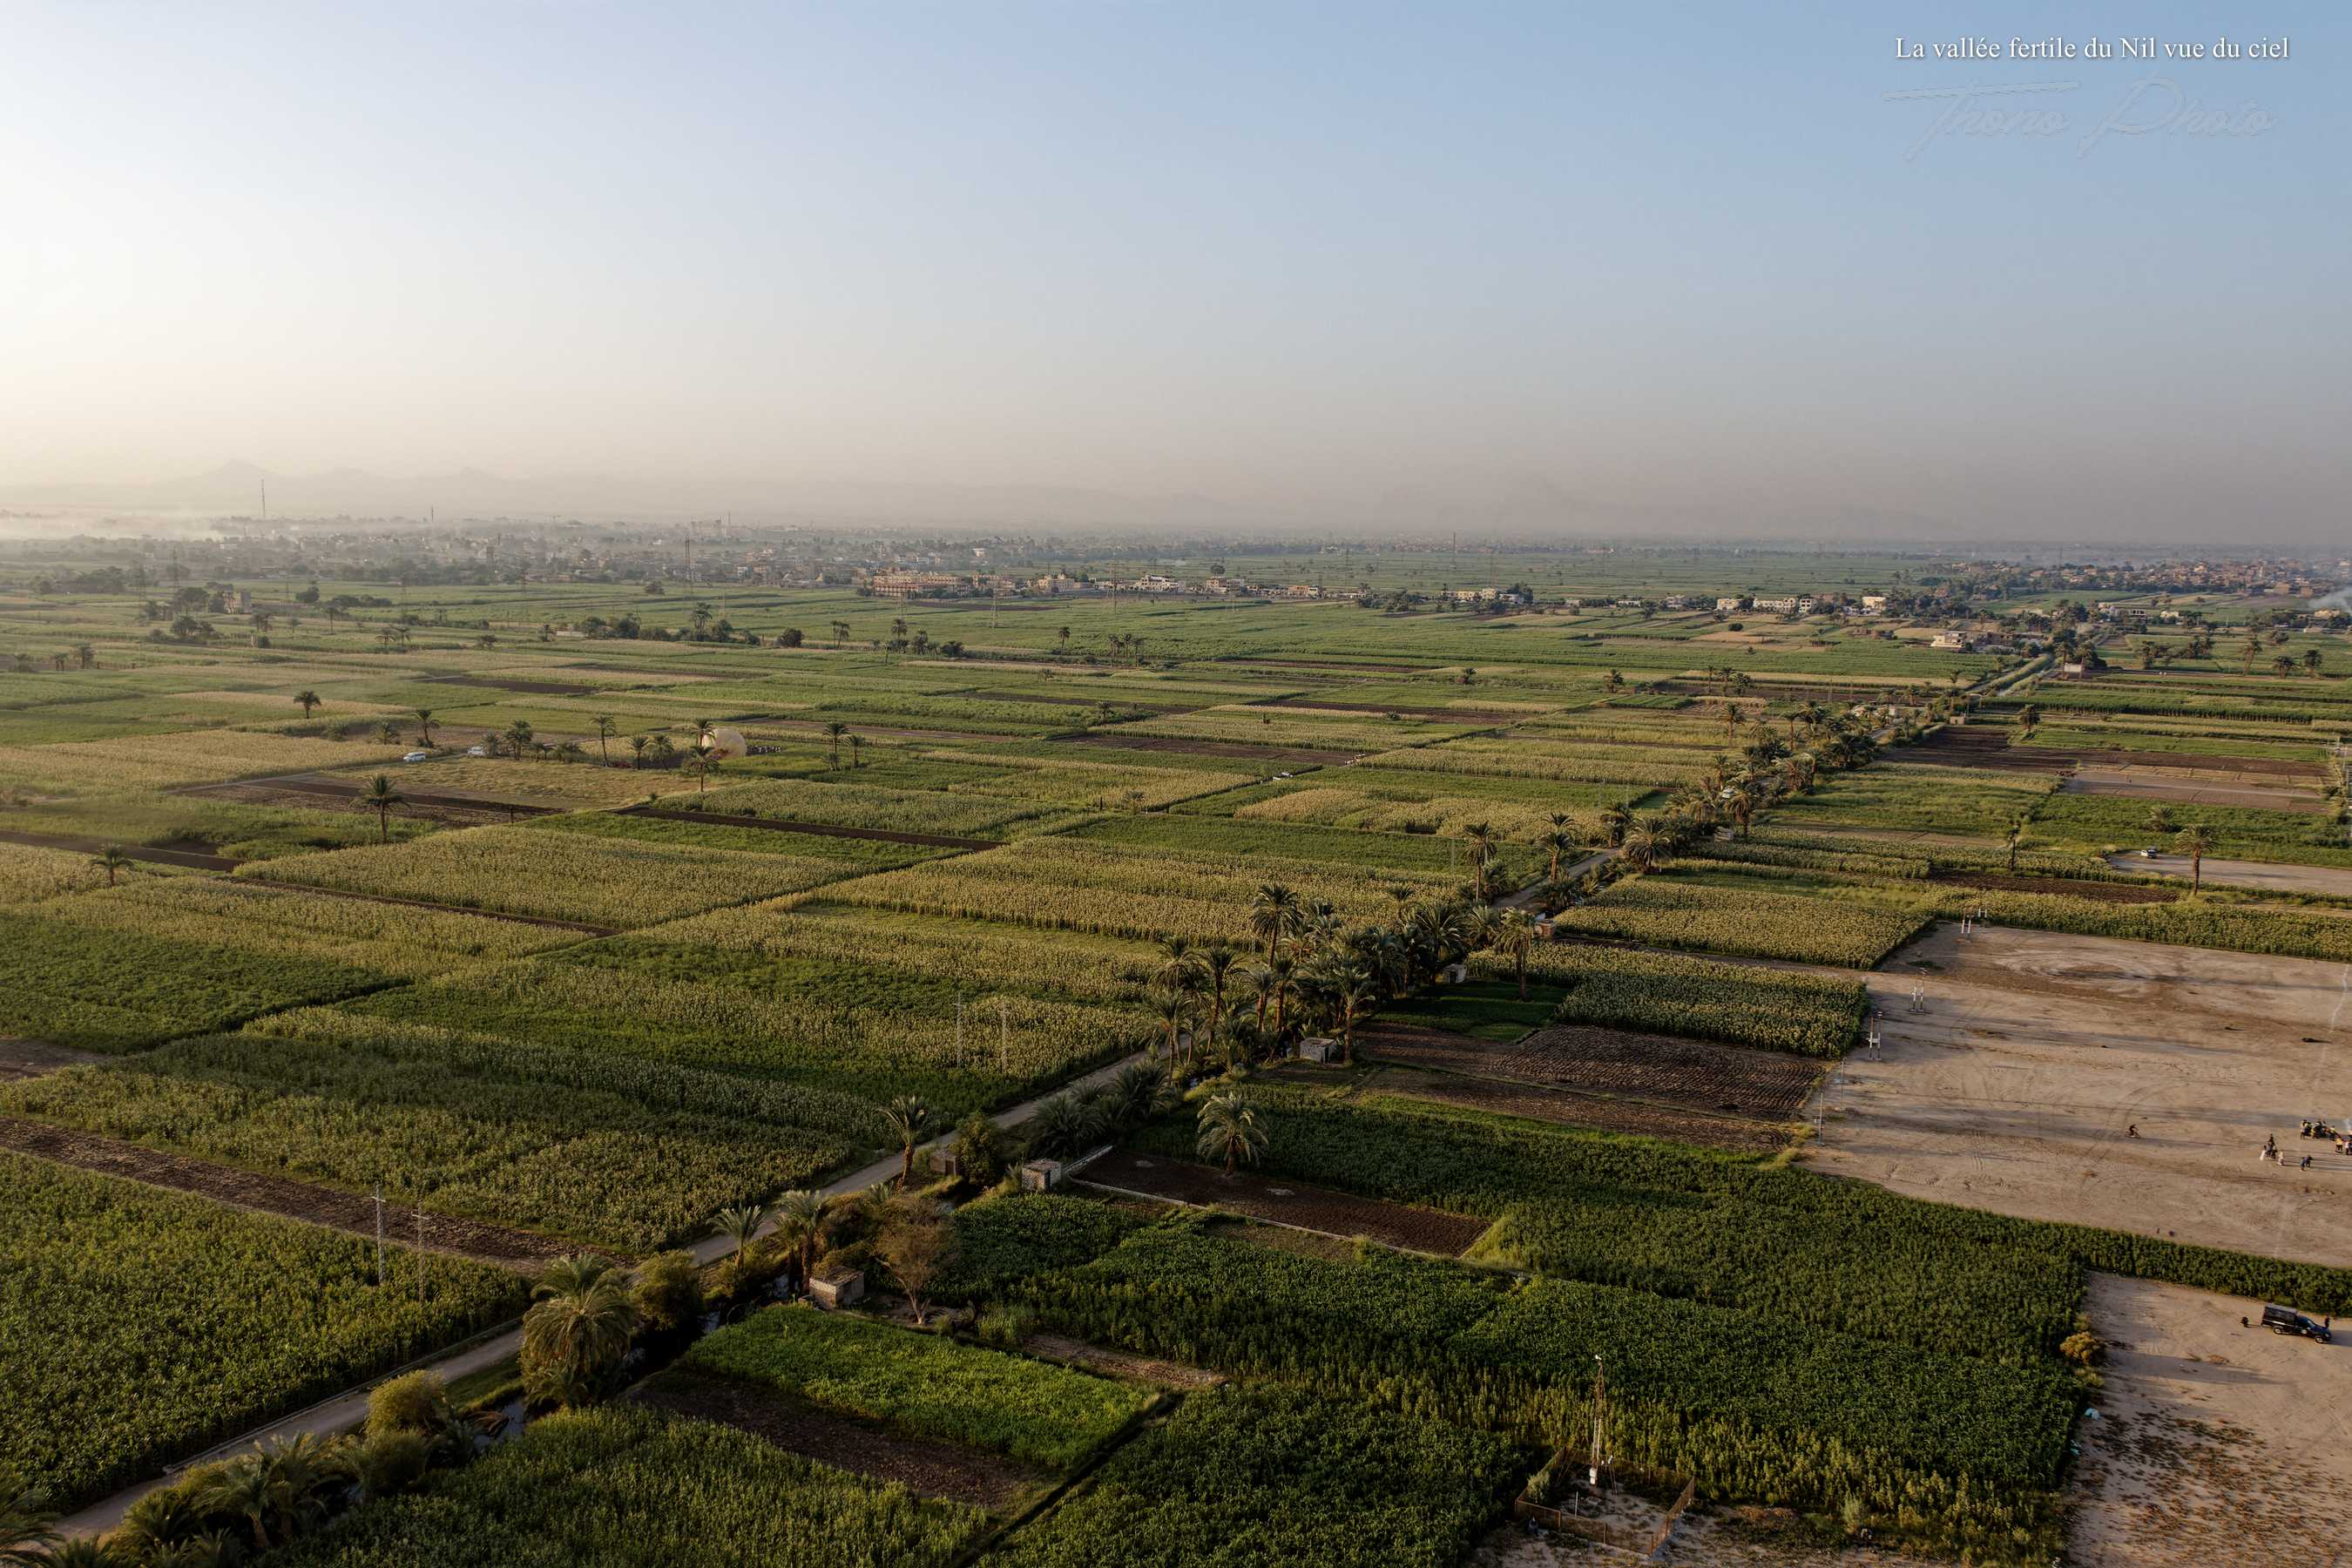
[58,1049,1148,1538]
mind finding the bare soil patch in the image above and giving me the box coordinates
[1079,1148,1490,1255]
[1017,1334,1224,1389]
[0,828,240,871]
[1053,730,1356,766]
[0,1116,575,1269]
[420,673,597,697]
[2066,1273,2352,1565]
[1253,697,1517,721]
[1368,1068,1789,1155]
[0,1038,107,1083]
[227,876,617,935]
[1364,1021,1820,1124]
[186,774,567,817]
[2062,768,2328,812]
[1809,923,2352,1267]
[630,1368,1048,1514]
[618,804,997,849]
[2106,851,2352,899]
[194,781,518,829]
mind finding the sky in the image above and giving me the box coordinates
[2,2,2345,541]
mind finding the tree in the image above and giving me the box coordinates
[360,774,405,842]
[629,1252,704,1334]
[2017,703,2040,740]
[1,1473,58,1565]
[824,720,848,769]
[1153,992,1192,1063]
[883,1096,932,1186]
[873,1198,957,1326]
[1539,828,1572,883]
[2303,648,2323,676]
[594,714,618,765]
[628,734,650,767]
[2175,823,2214,895]
[767,1189,828,1294]
[2006,816,2026,874]
[294,689,321,719]
[710,1204,769,1284]
[1463,821,1498,901]
[779,626,804,647]
[1247,882,1301,960]
[409,708,435,747]
[1620,823,1659,872]
[831,619,851,645]
[2242,634,2263,674]
[1492,908,1538,1000]
[2272,654,2298,677]
[90,844,133,888]
[1195,1092,1268,1176]
[520,1255,639,1409]
[1329,969,1380,1064]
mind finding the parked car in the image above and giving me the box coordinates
[2261,1304,2333,1342]
[401,750,431,764]
[465,744,490,758]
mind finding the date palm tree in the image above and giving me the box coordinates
[503,720,534,759]
[710,1204,769,1282]
[1151,936,1202,994]
[2006,816,2027,874]
[1195,1092,1267,1176]
[628,734,650,767]
[2271,654,2298,678]
[413,708,436,747]
[824,720,847,769]
[1197,945,1239,1043]
[594,713,618,765]
[1620,823,1659,873]
[1247,882,1301,960]
[1491,908,1538,1001]
[1463,821,1497,902]
[293,689,321,719]
[90,844,133,888]
[360,774,405,843]
[882,1096,932,1187]
[1329,966,1380,1064]
[1261,952,1298,1037]
[2302,648,2322,676]
[520,1255,639,1409]
[1153,991,1193,1064]
[1539,828,1573,882]
[2174,823,2215,895]
[1,1473,58,1565]
[2241,634,2263,674]
[767,1189,828,1294]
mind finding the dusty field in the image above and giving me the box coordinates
[1056,730,1356,766]
[1021,1333,1225,1389]
[1362,1067,1788,1154]
[631,1369,1048,1513]
[2109,851,2352,899]
[0,1038,107,1083]
[1079,1148,1491,1254]
[2068,1274,2352,1565]
[1809,923,2352,1266]
[1364,1021,1820,1124]
[0,1115,576,1270]
[2062,767,2328,812]
[193,780,522,828]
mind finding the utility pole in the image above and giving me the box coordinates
[1590,1354,1605,1488]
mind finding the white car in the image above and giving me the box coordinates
[465,744,490,758]
[402,750,432,764]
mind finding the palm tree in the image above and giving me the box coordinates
[2005,817,2026,874]
[1198,945,1239,1042]
[824,721,848,768]
[2272,654,2298,678]
[831,619,851,645]
[1463,821,1498,901]
[767,1189,828,1294]
[294,689,321,719]
[883,1096,931,1186]
[1247,882,1301,960]
[1,1473,58,1565]
[1195,1092,1267,1176]
[520,1255,639,1409]
[2242,634,2263,674]
[1151,936,1202,994]
[2175,823,2214,894]
[1598,801,1632,848]
[1492,909,1538,1000]
[710,1204,769,1281]
[593,714,618,764]
[2303,648,2323,677]
[197,1453,280,1551]
[1329,968,1380,1064]
[1721,700,1746,747]
[360,774,405,842]
[414,708,436,747]
[628,734,650,767]
[1620,824,1659,872]
[1263,953,1299,1037]
[504,720,534,759]
[90,845,133,888]
[1539,828,1572,882]
[1153,991,1193,1063]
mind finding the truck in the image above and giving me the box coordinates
[2260,1304,2333,1343]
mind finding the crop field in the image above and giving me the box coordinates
[240,821,872,926]
[270,1405,991,1566]
[1,1151,522,1510]
[826,835,1455,943]
[7,557,2349,1565]
[0,877,576,1049]
[680,1307,1149,1472]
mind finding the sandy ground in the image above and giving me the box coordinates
[2063,768,2328,813]
[1808,923,2352,1267]
[2107,851,2352,900]
[2068,1274,2352,1565]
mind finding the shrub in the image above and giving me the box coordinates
[365,1371,451,1443]
[630,1252,706,1335]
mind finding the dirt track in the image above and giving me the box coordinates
[2062,768,2328,813]
[1808,923,2352,1267]
[2107,850,2352,900]
[2068,1274,2352,1565]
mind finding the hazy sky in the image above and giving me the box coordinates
[3,2,2344,539]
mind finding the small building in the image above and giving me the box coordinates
[1860,595,1889,615]
[1019,1159,1064,1192]
[1715,596,1745,612]
[1297,1037,1342,1064]
[809,1268,865,1308]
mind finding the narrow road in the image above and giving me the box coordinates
[0,828,240,872]
[57,1048,1149,1538]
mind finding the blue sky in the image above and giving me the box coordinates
[2,2,2342,539]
